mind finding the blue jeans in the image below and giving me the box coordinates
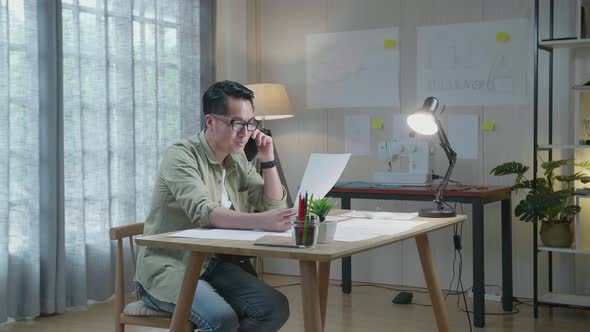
[138,258,290,332]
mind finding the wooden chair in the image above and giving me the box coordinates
[110,223,194,332]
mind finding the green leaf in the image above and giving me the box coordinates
[562,205,581,216]
[310,198,335,218]
[512,178,547,190]
[513,191,565,223]
[575,161,590,171]
[555,174,579,183]
[542,159,572,178]
[541,159,572,172]
[490,162,529,177]
[555,173,590,184]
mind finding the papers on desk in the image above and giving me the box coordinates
[334,218,426,242]
[167,216,426,243]
[168,229,291,241]
[324,215,349,222]
[340,211,418,220]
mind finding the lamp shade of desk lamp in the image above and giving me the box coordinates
[407,97,457,218]
[246,83,294,207]
[247,83,294,121]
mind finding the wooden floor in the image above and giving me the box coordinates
[3,274,590,332]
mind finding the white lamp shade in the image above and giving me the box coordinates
[407,111,438,135]
[246,83,294,120]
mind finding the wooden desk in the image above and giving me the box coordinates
[327,185,512,328]
[136,211,466,332]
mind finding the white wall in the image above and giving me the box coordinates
[215,0,248,82]
[216,0,590,299]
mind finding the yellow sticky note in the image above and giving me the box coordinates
[372,118,384,129]
[496,32,510,43]
[383,39,396,49]
[482,121,495,131]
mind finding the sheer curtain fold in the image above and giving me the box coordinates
[0,0,203,324]
[63,0,201,306]
[0,0,40,323]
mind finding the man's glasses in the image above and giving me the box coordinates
[211,114,259,132]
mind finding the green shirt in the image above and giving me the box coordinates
[135,130,287,304]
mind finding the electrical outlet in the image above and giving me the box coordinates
[467,287,502,302]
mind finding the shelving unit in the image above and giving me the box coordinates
[538,293,590,308]
[537,144,590,149]
[534,0,590,317]
[539,38,590,48]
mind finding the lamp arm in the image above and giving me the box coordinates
[433,116,457,205]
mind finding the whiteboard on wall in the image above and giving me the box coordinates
[306,28,400,109]
[416,18,531,106]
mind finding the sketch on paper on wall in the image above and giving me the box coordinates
[417,18,531,106]
[306,28,400,109]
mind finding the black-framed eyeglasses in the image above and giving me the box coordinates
[211,114,259,132]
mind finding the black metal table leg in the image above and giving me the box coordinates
[501,198,513,312]
[472,200,485,327]
[340,195,352,294]
[342,256,352,294]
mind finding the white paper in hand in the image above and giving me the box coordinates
[296,153,351,206]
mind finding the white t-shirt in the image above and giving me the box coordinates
[220,168,232,209]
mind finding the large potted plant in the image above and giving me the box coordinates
[491,159,590,247]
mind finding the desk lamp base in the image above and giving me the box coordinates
[419,206,457,218]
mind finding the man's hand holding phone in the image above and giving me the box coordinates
[250,130,274,162]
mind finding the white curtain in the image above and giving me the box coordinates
[61,0,200,305]
[0,0,40,324]
[0,0,202,324]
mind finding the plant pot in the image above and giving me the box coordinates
[317,221,338,244]
[540,222,573,248]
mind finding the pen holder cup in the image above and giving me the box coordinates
[317,221,338,244]
[291,217,318,247]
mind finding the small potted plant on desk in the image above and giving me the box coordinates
[491,159,590,247]
[311,197,338,244]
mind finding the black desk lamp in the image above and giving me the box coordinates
[406,97,457,218]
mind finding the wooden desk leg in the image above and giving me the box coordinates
[318,261,330,331]
[170,251,205,332]
[415,234,450,332]
[299,260,323,332]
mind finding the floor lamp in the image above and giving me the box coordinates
[245,83,294,208]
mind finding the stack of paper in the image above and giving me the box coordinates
[333,218,426,242]
[340,211,418,220]
[166,216,425,244]
[168,229,291,241]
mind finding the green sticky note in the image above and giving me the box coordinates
[496,32,510,43]
[383,39,396,49]
[482,121,495,131]
[372,118,384,129]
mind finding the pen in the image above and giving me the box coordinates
[253,243,307,249]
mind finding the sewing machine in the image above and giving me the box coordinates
[373,138,433,185]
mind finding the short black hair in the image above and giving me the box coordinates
[202,80,254,116]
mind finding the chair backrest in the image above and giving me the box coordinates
[110,223,144,332]
[110,222,144,274]
[109,223,194,332]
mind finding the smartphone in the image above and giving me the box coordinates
[244,137,258,161]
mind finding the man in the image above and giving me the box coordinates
[135,80,296,331]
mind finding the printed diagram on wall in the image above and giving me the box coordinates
[306,28,400,109]
[417,18,531,106]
